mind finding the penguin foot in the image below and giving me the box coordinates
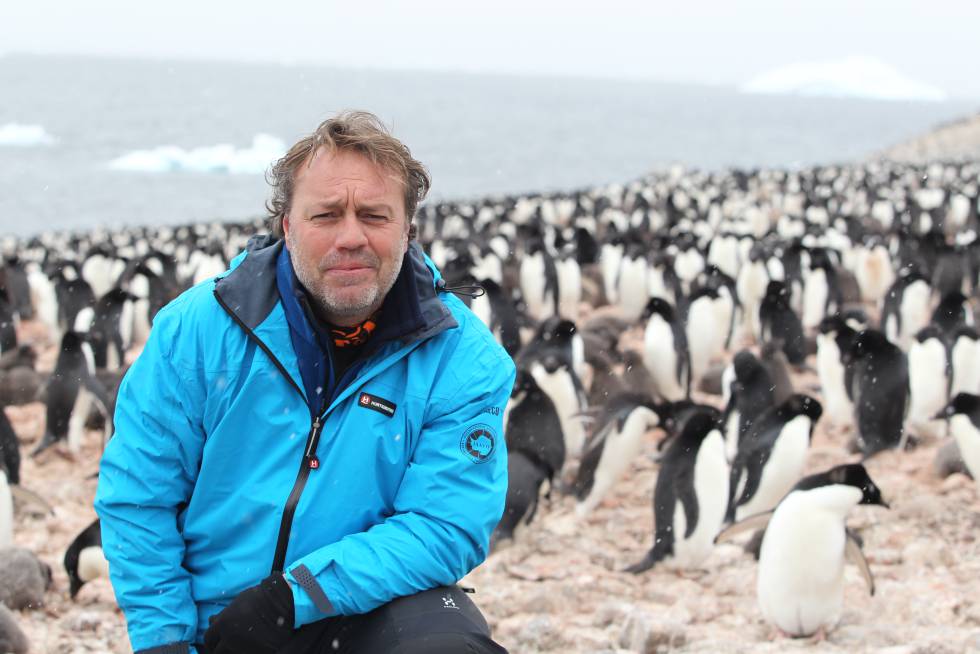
[808,626,829,644]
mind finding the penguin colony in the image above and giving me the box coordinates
[2,160,980,651]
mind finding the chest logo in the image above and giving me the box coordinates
[357,392,396,418]
[460,424,496,464]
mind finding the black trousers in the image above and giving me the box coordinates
[276,585,508,654]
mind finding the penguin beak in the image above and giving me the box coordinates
[879,498,891,510]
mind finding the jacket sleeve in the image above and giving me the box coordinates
[94,307,205,653]
[285,342,516,626]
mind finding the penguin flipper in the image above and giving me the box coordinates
[10,484,54,515]
[714,510,773,544]
[845,531,875,596]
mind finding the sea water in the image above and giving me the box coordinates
[0,54,973,238]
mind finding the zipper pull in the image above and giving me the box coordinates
[305,417,322,468]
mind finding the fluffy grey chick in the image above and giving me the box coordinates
[0,603,28,654]
[0,547,52,610]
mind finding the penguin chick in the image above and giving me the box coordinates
[0,547,52,611]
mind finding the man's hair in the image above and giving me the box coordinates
[265,110,430,238]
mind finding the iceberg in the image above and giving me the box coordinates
[108,133,286,174]
[740,56,947,102]
[0,123,56,146]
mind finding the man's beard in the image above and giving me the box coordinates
[288,231,407,325]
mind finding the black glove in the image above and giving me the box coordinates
[203,574,295,654]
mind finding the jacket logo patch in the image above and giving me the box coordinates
[357,392,396,418]
[460,424,496,464]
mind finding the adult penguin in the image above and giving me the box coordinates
[626,410,728,572]
[816,316,858,428]
[719,464,888,639]
[949,326,980,397]
[936,393,980,486]
[64,518,109,599]
[517,318,588,458]
[880,271,931,350]
[931,291,973,339]
[906,326,950,441]
[33,332,114,457]
[684,287,720,385]
[494,369,565,546]
[572,393,663,515]
[641,298,691,402]
[845,329,909,455]
[726,394,822,524]
[721,351,775,463]
[759,281,806,366]
[519,237,558,323]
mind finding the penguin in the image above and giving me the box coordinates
[626,410,728,572]
[949,326,980,397]
[33,332,114,457]
[721,351,775,463]
[0,458,11,549]
[936,393,980,486]
[0,604,28,654]
[642,298,691,402]
[801,255,837,332]
[519,238,558,322]
[816,316,858,429]
[555,250,582,322]
[759,281,806,366]
[905,326,949,441]
[718,463,888,638]
[736,243,770,342]
[572,393,662,515]
[759,340,794,405]
[854,242,895,305]
[517,318,588,458]
[0,547,52,611]
[684,287,720,384]
[726,394,822,524]
[86,287,136,371]
[64,518,109,599]
[0,291,15,355]
[931,291,973,339]
[616,245,650,324]
[880,272,931,350]
[495,369,565,545]
[845,329,909,455]
[470,279,523,358]
[619,350,660,403]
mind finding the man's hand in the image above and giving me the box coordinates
[203,574,295,654]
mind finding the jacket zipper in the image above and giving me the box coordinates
[271,415,323,573]
[213,289,327,574]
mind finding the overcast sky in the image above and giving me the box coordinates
[5,0,980,99]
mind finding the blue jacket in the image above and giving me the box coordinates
[94,236,515,653]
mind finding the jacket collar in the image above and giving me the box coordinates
[214,235,457,344]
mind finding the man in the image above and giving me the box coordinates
[95,111,515,654]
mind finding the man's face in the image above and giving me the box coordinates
[283,148,409,326]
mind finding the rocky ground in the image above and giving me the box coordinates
[5,309,980,654]
[879,112,980,163]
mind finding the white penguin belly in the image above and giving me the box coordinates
[816,337,851,425]
[530,363,586,459]
[686,299,718,383]
[758,504,847,636]
[0,471,12,548]
[950,415,980,485]
[577,407,657,514]
[668,430,728,569]
[644,318,683,401]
